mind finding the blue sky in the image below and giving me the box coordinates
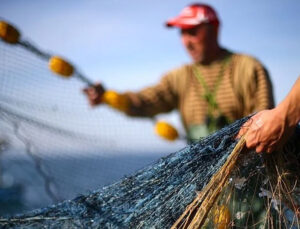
[1,0,299,101]
[1,0,300,152]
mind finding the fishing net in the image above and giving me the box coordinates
[0,21,299,228]
[0,118,299,228]
[0,20,184,215]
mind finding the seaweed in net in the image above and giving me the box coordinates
[0,117,299,229]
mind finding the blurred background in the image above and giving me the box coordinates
[0,0,299,216]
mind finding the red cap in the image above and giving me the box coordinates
[166,4,219,29]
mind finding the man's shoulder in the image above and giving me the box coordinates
[160,64,194,89]
[232,52,264,67]
[164,63,193,77]
[231,52,270,87]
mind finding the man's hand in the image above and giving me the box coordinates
[83,83,106,107]
[238,108,294,153]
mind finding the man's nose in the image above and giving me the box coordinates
[182,35,191,45]
[183,38,194,50]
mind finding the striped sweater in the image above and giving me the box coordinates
[123,50,274,131]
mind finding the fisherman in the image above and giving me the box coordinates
[239,76,300,153]
[84,3,274,141]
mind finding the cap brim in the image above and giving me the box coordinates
[165,17,199,29]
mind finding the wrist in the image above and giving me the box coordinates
[277,98,300,128]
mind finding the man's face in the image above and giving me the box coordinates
[181,23,217,64]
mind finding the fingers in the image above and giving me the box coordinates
[236,125,248,139]
[255,143,266,154]
[247,137,277,154]
[258,142,277,154]
[266,147,273,154]
[245,135,256,149]
[246,131,271,154]
[236,119,252,139]
[88,90,100,106]
[237,113,263,138]
[246,141,268,154]
[82,83,105,106]
[238,111,270,153]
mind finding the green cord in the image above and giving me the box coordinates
[192,56,232,132]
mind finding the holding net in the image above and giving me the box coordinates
[0,118,299,228]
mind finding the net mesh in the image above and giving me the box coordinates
[0,28,184,216]
[0,22,299,228]
[0,119,299,228]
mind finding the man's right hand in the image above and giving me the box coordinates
[237,108,294,153]
[83,83,106,107]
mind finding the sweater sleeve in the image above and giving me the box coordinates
[232,55,274,117]
[252,61,274,112]
[122,71,179,117]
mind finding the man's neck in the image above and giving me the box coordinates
[199,45,223,65]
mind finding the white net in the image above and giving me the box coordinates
[0,30,185,215]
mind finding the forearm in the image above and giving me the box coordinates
[277,76,300,128]
[122,75,178,117]
[123,90,176,117]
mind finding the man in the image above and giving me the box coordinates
[85,3,274,141]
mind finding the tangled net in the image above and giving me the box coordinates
[0,117,299,229]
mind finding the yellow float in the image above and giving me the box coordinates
[213,205,231,229]
[102,90,129,112]
[0,21,20,44]
[49,56,74,77]
[154,121,179,141]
